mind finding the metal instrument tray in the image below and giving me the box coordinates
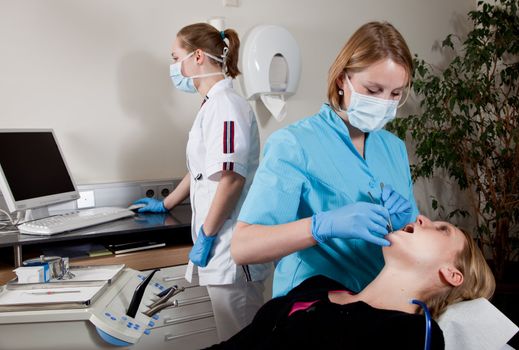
[7,264,125,287]
[0,280,108,311]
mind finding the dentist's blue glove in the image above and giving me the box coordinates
[189,226,216,267]
[380,184,412,231]
[133,198,168,213]
[311,202,391,246]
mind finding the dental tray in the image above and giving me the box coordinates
[0,280,108,311]
[7,264,125,286]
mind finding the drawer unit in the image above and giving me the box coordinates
[136,316,218,350]
[155,264,200,288]
[141,264,219,349]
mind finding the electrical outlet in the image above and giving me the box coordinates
[77,190,95,209]
[156,183,175,199]
[140,185,157,199]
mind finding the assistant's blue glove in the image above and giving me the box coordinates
[380,184,412,231]
[311,202,391,246]
[133,198,168,213]
[189,226,216,267]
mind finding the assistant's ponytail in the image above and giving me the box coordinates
[177,23,241,79]
[221,29,241,78]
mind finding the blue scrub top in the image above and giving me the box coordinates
[238,104,419,297]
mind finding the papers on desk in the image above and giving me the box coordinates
[107,240,165,254]
[0,264,126,311]
[0,286,103,306]
[65,264,125,283]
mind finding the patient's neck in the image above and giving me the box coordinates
[329,267,423,314]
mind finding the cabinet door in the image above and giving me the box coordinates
[154,264,200,287]
[136,316,218,350]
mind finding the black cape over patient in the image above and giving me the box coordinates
[206,275,444,350]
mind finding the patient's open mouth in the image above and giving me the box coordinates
[403,224,414,233]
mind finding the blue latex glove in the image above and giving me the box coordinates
[311,202,391,246]
[380,184,412,231]
[133,198,168,213]
[189,226,216,267]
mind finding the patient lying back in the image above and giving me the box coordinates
[207,215,495,349]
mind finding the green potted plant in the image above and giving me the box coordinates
[389,0,518,282]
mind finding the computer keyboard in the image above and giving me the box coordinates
[18,207,135,235]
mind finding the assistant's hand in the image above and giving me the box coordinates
[380,184,412,230]
[311,202,390,246]
[133,198,168,213]
[189,226,216,267]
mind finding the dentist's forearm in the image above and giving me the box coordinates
[231,218,315,265]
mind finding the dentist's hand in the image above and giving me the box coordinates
[311,202,391,246]
[133,198,168,213]
[189,226,216,267]
[380,184,412,231]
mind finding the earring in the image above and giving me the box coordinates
[338,89,344,96]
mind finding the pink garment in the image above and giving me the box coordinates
[288,290,352,316]
[288,300,319,316]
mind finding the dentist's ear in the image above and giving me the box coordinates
[336,74,345,90]
[439,266,464,287]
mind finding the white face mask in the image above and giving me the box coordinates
[169,51,225,93]
[343,76,399,132]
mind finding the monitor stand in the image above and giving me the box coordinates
[24,207,50,221]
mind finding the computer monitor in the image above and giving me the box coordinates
[0,129,79,220]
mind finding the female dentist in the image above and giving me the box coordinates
[232,21,419,298]
[134,23,269,341]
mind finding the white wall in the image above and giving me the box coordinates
[0,0,475,220]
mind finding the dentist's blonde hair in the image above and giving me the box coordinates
[327,21,413,111]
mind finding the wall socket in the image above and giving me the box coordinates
[77,190,95,209]
[140,185,158,199]
[139,180,176,200]
[156,182,175,199]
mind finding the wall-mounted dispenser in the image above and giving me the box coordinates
[242,25,301,121]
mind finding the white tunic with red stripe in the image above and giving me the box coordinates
[185,78,271,286]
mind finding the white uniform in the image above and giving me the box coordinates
[184,78,271,340]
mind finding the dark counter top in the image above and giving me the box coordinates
[0,205,191,248]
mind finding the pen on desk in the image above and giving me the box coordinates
[26,290,81,295]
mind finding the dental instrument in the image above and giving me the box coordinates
[379,182,394,232]
[367,190,393,233]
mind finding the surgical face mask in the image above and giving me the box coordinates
[343,76,399,132]
[169,51,225,93]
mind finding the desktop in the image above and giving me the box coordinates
[0,129,79,221]
[0,129,133,235]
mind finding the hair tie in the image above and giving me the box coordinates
[220,31,225,40]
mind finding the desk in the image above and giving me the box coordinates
[0,205,220,349]
[0,205,193,284]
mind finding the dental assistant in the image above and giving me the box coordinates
[232,21,419,298]
[133,23,270,341]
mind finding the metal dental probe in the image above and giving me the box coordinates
[367,190,393,233]
[379,182,394,232]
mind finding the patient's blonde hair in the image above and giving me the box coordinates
[425,229,495,319]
